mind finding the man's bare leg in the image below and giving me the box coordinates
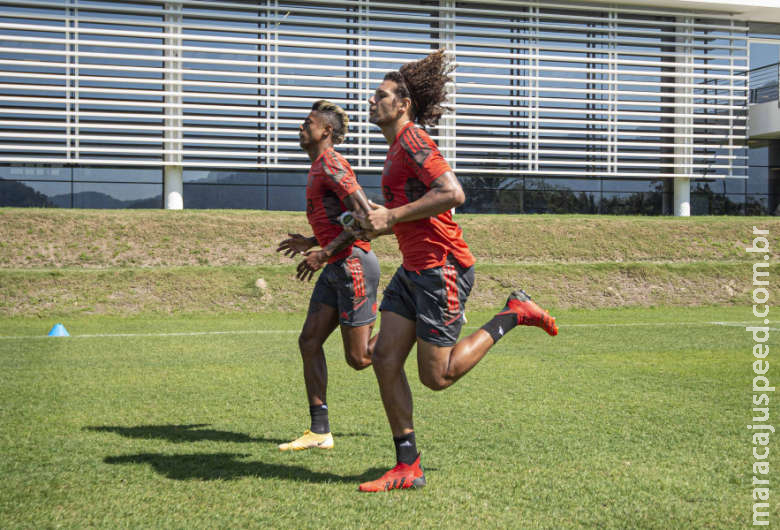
[298,301,339,406]
[340,322,376,370]
[417,289,558,390]
[278,301,339,451]
[371,311,417,437]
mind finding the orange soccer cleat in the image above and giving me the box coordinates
[358,453,426,492]
[497,290,558,336]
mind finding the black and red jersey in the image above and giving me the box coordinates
[381,122,475,271]
[306,147,370,264]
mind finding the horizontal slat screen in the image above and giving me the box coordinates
[0,0,748,178]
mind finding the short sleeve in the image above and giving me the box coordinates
[399,127,452,186]
[321,150,361,200]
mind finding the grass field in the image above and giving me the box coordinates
[0,305,761,528]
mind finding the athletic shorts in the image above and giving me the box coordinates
[379,256,475,346]
[310,246,380,326]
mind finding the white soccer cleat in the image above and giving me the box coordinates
[278,429,334,451]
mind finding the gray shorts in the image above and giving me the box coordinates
[311,246,380,326]
[379,257,475,346]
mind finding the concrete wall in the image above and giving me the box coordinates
[749,101,780,139]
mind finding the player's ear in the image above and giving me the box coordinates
[399,97,412,114]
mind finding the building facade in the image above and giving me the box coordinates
[1,0,778,215]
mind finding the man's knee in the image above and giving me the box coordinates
[344,347,371,371]
[298,332,322,357]
[371,347,402,377]
[419,371,450,391]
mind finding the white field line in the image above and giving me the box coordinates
[0,320,774,340]
[0,329,299,340]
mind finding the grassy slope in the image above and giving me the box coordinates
[1,208,778,316]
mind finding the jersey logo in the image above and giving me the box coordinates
[400,128,432,168]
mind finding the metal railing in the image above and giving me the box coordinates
[750,62,780,104]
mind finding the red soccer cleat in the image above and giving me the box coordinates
[497,290,558,336]
[358,453,426,492]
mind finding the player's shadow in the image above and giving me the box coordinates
[84,424,286,445]
[104,452,386,483]
[84,424,373,445]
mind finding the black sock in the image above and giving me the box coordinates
[394,432,417,465]
[309,404,330,434]
[481,312,518,344]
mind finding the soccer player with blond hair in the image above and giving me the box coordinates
[275,100,379,451]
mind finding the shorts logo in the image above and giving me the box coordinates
[443,264,459,314]
[346,256,366,298]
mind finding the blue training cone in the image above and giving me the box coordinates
[48,323,70,337]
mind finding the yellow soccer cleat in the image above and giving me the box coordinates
[278,429,334,451]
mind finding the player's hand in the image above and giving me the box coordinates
[345,222,372,241]
[355,228,382,241]
[358,200,394,233]
[277,233,314,258]
[296,250,326,281]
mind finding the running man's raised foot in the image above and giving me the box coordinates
[497,289,558,336]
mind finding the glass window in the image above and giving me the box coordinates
[750,146,769,166]
[268,185,306,211]
[0,166,70,181]
[184,170,266,186]
[602,179,664,193]
[268,171,307,186]
[73,167,161,184]
[0,179,67,207]
[183,184,266,209]
[72,182,162,208]
[746,194,769,215]
[725,178,747,194]
[748,168,770,194]
[601,191,663,215]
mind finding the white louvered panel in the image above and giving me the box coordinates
[0,0,748,179]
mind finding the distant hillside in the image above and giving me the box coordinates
[0,179,55,208]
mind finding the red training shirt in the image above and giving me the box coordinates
[306,147,370,264]
[381,122,475,271]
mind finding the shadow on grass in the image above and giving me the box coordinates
[104,452,386,483]
[84,424,286,445]
[84,424,373,445]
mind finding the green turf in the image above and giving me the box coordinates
[0,306,768,528]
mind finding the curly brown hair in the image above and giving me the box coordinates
[385,49,454,128]
[311,99,349,145]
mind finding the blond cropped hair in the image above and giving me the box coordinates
[312,100,349,145]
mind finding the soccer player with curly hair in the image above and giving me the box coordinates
[354,50,558,491]
[275,100,379,452]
